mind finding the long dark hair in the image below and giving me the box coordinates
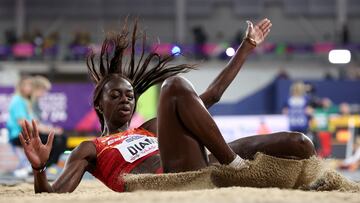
[87,20,194,132]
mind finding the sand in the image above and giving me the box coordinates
[0,180,359,203]
[1,153,359,203]
[124,153,360,192]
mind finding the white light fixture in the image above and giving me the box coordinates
[328,49,351,64]
[171,45,181,56]
[225,47,235,57]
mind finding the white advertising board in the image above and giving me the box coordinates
[213,115,289,143]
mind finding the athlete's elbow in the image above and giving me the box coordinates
[204,95,221,108]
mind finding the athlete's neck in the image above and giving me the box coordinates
[102,123,129,136]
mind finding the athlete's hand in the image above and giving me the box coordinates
[245,18,272,46]
[19,120,54,169]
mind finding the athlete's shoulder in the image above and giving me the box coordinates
[78,140,96,148]
[71,141,97,159]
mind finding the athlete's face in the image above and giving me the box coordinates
[99,77,136,129]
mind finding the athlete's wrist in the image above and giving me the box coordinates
[244,36,257,47]
[32,165,47,173]
[239,38,256,52]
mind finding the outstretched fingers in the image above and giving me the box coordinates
[263,28,271,39]
[46,131,55,149]
[262,21,272,32]
[19,132,27,147]
[258,18,270,29]
[32,120,39,138]
[21,121,30,141]
[24,120,33,138]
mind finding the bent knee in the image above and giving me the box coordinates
[286,131,316,158]
[161,76,196,96]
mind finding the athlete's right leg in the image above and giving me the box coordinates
[157,76,236,173]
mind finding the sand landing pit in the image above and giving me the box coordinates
[0,180,359,203]
[124,153,360,192]
[1,153,359,203]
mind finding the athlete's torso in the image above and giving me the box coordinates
[90,128,161,192]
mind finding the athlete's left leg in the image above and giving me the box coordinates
[209,131,316,162]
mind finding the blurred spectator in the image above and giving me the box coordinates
[305,83,322,109]
[20,33,32,43]
[70,31,91,47]
[4,29,17,45]
[215,31,230,60]
[320,98,338,114]
[312,98,338,157]
[31,76,67,167]
[69,31,91,60]
[339,103,351,115]
[339,138,360,171]
[276,67,290,80]
[192,26,209,60]
[305,83,325,152]
[43,32,60,59]
[43,32,59,48]
[283,81,313,135]
[346,64,360,80]
[31,29,44,58]
[337,63,360,81]
[0,30,15,59]
[341,24,350,45]
[324,71,335,80]
[256,119,271,135]
[6,76,34,178]
[13,33,34,60]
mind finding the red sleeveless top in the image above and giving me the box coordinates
[90,128,160,192]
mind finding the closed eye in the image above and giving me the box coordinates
[127,94,134,101]
[110,91,120,98]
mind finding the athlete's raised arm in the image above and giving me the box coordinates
[19,120,96,193]
[200,18,272,109]
[141,19,272,133]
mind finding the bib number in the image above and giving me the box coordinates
[115,135,158,163]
